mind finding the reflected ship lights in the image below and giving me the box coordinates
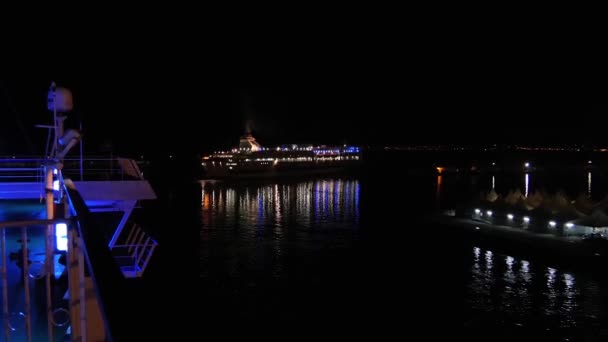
[200,178,360,230]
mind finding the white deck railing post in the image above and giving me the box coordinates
[2,228,10,342]
[21,227,32,342]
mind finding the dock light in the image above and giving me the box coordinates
[523,216,530,223]
[486,210,493,216]
[549,221,556,227]
[588,160,593,164]
[565,223,574,228]
[524,162,530,168]
[474,209,481,214]
[507,214,514,220]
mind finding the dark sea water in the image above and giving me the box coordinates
[135,154,453,338]
[132,151,608,340]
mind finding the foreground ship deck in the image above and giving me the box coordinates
[0,83,158,341]
[0,157,158,341]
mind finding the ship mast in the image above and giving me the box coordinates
[42,82,81,280]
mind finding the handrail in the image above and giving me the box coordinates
[0,157,144,181]
[0,158,138,164]
[0,217,77,341]
[111,243,157,248]
[110,222,158,278]
[0,218,72,228]
[0,168,41,171]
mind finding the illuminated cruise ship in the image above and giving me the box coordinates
[202,134,361,178]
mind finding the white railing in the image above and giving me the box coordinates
[0,218,81,342]
[110,224,157,278]
[0,157,144,182]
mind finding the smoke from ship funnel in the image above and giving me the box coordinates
[245,119,255,135]
[239,91,256,135]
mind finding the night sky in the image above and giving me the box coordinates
[2,52,608,157]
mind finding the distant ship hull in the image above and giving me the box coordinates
[203,162,360,179]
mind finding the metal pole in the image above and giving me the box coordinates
[135,237,151,266]
[2,229,10,342]
[67,228,77,339]
[45,167,54,221]
[79,121,83,181]
[51,82,58,159]
[45,127,52,158]
[21,228,31,342]
[78,237,86,342]
[46,222,53,342]
[45,166,55,282]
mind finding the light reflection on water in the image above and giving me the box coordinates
[200,178,361,284]
[467,245,601,329]
[200,178,360,237]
